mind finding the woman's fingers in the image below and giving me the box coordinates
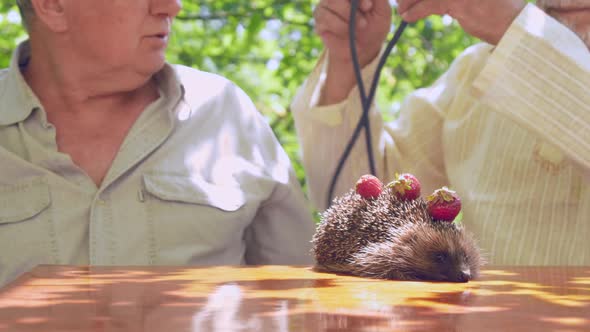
[399,0,448,22]
[314,0,369,38]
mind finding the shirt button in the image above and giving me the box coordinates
[533,142,565,174]
[537,143,564,164]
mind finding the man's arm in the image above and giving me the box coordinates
[231,87,316,265]
[244,168,316,265]
[472,4,590,174]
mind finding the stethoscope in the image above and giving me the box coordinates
[326,0,408,207]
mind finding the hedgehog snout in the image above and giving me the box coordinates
[442,261,472,283]
[454,268,471,283]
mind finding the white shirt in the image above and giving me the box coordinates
[0,42,316,287]
[291,4,590,266]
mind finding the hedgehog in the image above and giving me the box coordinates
[312,174,483,283]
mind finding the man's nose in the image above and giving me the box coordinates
[152,0,182,18]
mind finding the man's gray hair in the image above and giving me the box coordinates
[16,0,34,30]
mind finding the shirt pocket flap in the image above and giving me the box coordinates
[0,177,51,224]
[142,173,246,212]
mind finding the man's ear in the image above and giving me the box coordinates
[30,0,68,32]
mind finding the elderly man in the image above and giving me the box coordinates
[0,0,316,287]
[292,0,589,265]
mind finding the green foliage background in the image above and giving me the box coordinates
[0,0,478,195]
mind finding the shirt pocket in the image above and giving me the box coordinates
[0,176,58,284]
[142,173,247,211]
[141,173,255,263]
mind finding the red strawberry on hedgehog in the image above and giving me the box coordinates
[355,174,383,199]
[388,172,421,201]
[427,187,462,222]
[313,172,483,282]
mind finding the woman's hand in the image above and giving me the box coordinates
[314,0,392,68]
[398,0,527,45]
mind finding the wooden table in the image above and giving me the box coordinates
[0,265,588,331]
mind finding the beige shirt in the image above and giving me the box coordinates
[292,4,590,266]
[0,42,315,287]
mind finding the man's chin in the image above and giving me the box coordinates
[138,57,167,76]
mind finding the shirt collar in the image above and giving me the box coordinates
[153,61,185,109]
[0,40,185,126]
[0,41,42,126]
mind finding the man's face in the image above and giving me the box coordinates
[64,0,182,78]
[536,0,590,47]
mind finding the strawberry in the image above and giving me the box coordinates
[427,187,462,222]
[388,173,421,201]
[355,175,383,199]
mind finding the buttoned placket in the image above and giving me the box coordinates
[88,91,180,265]
[16,89,181,266]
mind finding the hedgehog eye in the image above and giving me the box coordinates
[434,252,448,263]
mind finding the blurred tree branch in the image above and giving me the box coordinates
[177,13,312,28]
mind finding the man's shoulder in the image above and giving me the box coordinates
[168,64,259,119]
[169,64,250,106]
